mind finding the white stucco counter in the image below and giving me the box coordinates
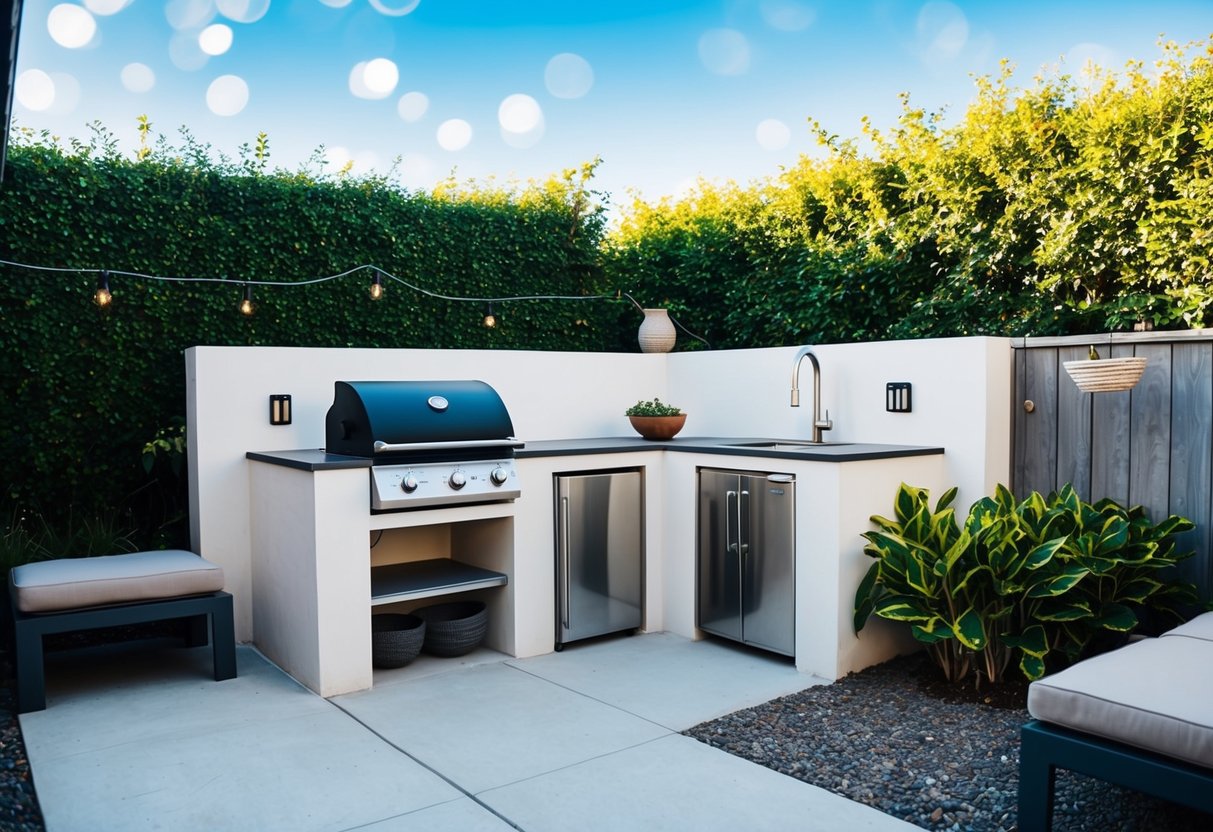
[246,438,945,697]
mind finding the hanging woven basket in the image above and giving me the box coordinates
[1062,356,1148,393]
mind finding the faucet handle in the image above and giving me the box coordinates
[815,409,833,431]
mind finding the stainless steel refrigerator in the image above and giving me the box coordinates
[555,469,644,650]
[697,468,795,656]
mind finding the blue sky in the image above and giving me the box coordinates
[12,1,1213,208]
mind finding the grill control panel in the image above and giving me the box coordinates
[370,459,520,511]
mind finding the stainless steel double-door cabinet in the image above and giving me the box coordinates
[697,468,795,657]
[554,469,644,650]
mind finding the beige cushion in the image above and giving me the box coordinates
[10,550,225,614]
[1028,637,1213,768]
[1161,611,1213,642]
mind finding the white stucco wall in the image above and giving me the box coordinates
[188,338,1012,642]
[667,337,1012,508]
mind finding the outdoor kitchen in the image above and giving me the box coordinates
[189,337,1010,697]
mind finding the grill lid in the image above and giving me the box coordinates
[325,380,518,461]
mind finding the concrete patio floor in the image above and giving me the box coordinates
[20,632,918,831]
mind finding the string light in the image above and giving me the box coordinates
[0,257,711,346]
[239,284,255,316]
[94,270,112,307]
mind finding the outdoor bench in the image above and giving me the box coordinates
[7,549,236,713]
[1018,612,1213,831]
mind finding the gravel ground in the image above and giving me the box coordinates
[686,652,1209,831]
[0,649,44,832]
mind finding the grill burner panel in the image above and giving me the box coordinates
[371,459,519,511]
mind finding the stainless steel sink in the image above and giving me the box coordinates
[724,441,853,450]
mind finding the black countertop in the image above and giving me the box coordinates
[518,437,942,461]
[247,437,943,470]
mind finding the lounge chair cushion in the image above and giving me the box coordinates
[1027,637,1213,769]
[10,550,225,613]
[1160,610,1213,643]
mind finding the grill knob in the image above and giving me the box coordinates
[448,471,467,490]
[400,475,419,493]
[490,467,509,486]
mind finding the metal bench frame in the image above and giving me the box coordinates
[1019,719,1213,831]
[10,588,236,713]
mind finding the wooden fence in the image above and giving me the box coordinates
[1012,329,1213,600]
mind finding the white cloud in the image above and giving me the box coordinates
[351,148,382,172]
[170,30,210,70]
[499,94,544,148]
[324,145,351,170]
[46,72,82,115]
[206,74,249,116]
[165,0,216,31]
[437,119,472,151]
[1065,42,1119,77]
[83,0,132,15]
[916,1,969,65]
[544,53,594,99]
[349,59,398,99]
[498,94,542,133]
[216,0,270,24]
[368,0,420,16]
[760,1,816,33]
[199,23,233,56]
[397,91,429,122]
[121,62,156,93]
[756,118,791,151]
[15,69,55,111]
[47,4,97,49]
[698,28,750,76]
[364,58,399,96]
[397,152,436,189]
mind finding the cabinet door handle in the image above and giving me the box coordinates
[560,496,571,629]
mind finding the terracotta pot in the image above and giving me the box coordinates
[628,413,687,440]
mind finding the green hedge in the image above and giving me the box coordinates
[606,40,1213,343]
[0,136,628,547]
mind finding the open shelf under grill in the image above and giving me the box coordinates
[370,558,508,605]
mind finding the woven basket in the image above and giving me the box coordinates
[415,601,489,657]
[371,613,426,668]
[1063,356,1148,393]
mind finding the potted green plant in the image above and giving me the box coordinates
[625,398,687,440]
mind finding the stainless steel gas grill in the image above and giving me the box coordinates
[325,380,522,511]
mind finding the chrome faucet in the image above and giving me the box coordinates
[790,346,833,443]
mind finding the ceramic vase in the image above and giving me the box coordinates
[638,308,676,353]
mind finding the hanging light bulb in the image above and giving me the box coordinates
[94,270,112,307]
[239,284,256,316]
[369,270,384,301]
[483,302,497,328]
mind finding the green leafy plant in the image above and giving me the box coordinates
[854,482,1199,687]
[625,398,682,417]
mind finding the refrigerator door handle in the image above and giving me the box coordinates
[726,490,738,554]
[739,489,750,558]
[560,495,571,629]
